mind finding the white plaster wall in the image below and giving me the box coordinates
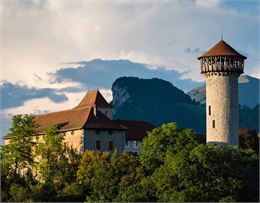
[124,140,141,154]
[84,129,125,154]
[205,73,239,145]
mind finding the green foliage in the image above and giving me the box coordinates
[1,119,259,202]
[56,183,84,202]
[151,145,259,202]
[1,114,37,177]
[35,126,66,184]
[140,123,198,171]
[9,183,30,202]
[77,150,110,193]
[30,182,57,201]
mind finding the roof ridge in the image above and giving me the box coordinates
[35,106,91,117]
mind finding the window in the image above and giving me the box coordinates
[133,141,138,148]
[208,105,211,115]
[212,120,215,128]
[109,130,113,135]
[64,142,67,147]
[108,141,113,151]
[95,129,101,135]
[96,140,101,150]
[125,140,128,147]
[71,130,74,135]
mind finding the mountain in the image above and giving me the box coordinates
[187,75,259,109]
[112,77,259,133]
[112,77,206,134]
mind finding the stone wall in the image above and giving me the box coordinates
[63,129,84,152]
[205,73,239,145]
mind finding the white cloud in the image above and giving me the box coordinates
[2,89,112,117]
[1,0,259,87]
[195,0,222,9]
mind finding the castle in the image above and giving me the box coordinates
[4,90,154,154]
[198,40,246,145]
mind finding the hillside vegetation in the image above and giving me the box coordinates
[112,77,259,133]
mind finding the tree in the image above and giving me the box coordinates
[77,150,110,195]
[140,122,199,172]
[35,125,65,184]
[0,114,37,178]
[151,145,259,202]
[239,128,259,153]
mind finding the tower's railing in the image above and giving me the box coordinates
[200,56,244,74]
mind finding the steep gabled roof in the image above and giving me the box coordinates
[74,90,112,109]
[198,40,247,59]
[115,120,155,141]
[33,107,125,134]
[34,107,92,133]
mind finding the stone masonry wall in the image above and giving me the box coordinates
[205,73,239,145]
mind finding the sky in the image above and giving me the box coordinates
[0,0,259,139]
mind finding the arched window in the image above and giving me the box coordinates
[209,105,211,115]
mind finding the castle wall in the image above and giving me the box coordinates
[84,129,125,154]
[63,129,84,152]
[205,73,239,145]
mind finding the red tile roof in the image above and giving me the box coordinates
[198,40,247,59]
[74,90,112,109]
[115,120,155,141]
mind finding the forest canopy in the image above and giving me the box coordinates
[0,115,259,202]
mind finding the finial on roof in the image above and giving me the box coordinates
[221,25,223,40]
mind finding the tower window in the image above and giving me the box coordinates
[209,105,211,115]
[212,120,215,128]
[96,140,101,150]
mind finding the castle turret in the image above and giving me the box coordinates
[198,40,247,146]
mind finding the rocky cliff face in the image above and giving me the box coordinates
[187,75,259,109]
[112,85,130,111]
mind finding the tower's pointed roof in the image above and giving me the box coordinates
[74,90,112,109]
[198,40,247,59]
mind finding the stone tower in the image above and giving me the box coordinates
[198,40,246,146]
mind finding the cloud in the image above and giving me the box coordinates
[51,59,203,93]
[0,81,69,109]
[0,0,259,87]
[0,89,112,144]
